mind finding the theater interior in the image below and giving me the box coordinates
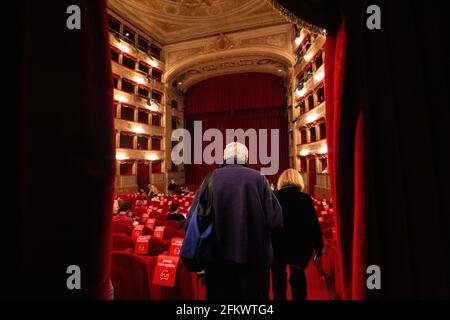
[18,0,450,300]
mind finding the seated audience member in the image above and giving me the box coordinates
[113,199,119,214]
[135,199,144,207]
[140,189,149,199]
[112,202,133,235]
[166,203,186,229]
[166,203,186,222]
[271,169,323,300]
[168,179,177,195]
[148,184,159,198]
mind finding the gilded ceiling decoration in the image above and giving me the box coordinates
[108,0,287,44]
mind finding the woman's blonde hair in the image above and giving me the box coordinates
[277,168,305,191]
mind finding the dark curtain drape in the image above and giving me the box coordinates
[308,158,317,196]
[273,0,450,299]
[20,0,115,298]
[185,73,289,185]
[137,162,150,191]
[152,160,162,174]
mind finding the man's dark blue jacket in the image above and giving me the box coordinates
[188,164,283,266]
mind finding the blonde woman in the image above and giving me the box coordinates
[272,168,323,300]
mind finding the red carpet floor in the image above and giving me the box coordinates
[269,262,330,300]
[196,262,331,300]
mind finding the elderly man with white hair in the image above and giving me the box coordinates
[187,142,283,300]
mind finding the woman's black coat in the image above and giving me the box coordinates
[272,186,324,268]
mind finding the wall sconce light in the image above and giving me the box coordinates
[116,153,127,160]
[117,42,129,54]
[133,76,145,85]
[318,146,328,154]
[314,71,325,82]
[132,125,143,134]
[115,94,128,103]
[300,150,310,156]
[296,88,307,98]
[304,53,313,62]
[306,114,318,124]
[146,154,158,161]
[147,99,159,111]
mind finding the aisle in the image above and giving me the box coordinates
[305,263,330,300]
[269,263,330,300]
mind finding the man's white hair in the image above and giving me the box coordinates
[223,142,249,164]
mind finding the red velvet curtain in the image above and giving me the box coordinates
[324,14,348,299]
[137,162,150,191]
[185,73,289,185]
[275,0,450,299]
[324,2,450,299]
[20,0,115,298]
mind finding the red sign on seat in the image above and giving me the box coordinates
[153,226,165,239]
[132,225,144,239]
[135,235,151,255]
[169,238,183,256]
[152,255,180,287]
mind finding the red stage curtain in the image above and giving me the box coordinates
[137,162,150,191]
[186,73,285,114]
[185,73,289,184]
[20,0,114,298]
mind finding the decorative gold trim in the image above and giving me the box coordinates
[265,0,326,35]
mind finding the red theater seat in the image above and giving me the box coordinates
[163,227,178,240]
[144,256,197,300]
[147,237,170,256]
[142,226,154,236]
[111,252,151,300]
[112,223,132,237]
[164,220,181,230]
[176,229,185,238]
[112,234,135,252]
[156,214,167,221]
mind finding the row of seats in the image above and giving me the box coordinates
[111,192,337,300]
[111,193,202,299]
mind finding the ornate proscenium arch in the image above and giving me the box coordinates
[164,24,296,92]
